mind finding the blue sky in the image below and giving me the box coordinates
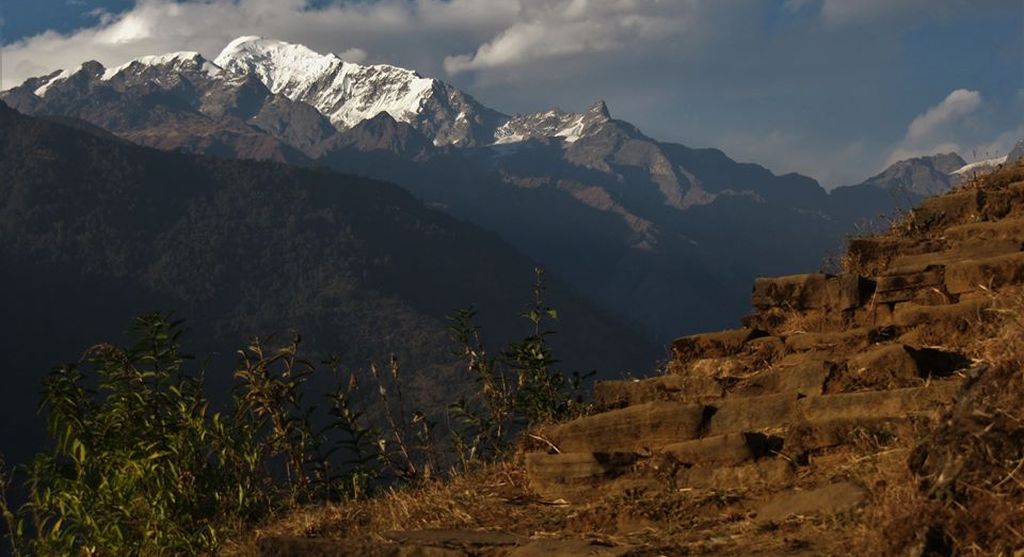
[1,0,134,41]
[1,0,1021,186]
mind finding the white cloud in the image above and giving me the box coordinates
[0,0,722,89]
[444,0,700,74]
[905,89,982,144]
[339,48,368,64]
[886,89,983,165]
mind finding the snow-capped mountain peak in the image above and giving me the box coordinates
[31,51,222,98]
[213,36,503,145]
[102,51,222,81]
[215,37,347,100]
[12,36,632,148]
[494,99,613,145]
[32,66,84,97]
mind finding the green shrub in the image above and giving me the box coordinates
[0,315,377,556]
[447,268,590,469]
[0,271,589,555]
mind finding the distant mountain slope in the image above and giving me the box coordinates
[3,37,989,343]
[854,153,966,197]
[0,100,655,468]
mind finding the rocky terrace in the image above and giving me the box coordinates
[250,163,1024,557]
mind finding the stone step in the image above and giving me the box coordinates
[593,374,725,409]
[506,540,632,557]
[258,536,398,557]
[783,416,915,456]
[597,349,827,408]
[666,335,786,378]
[529,452,795,502]
[910,189,984,231]
[899,181,1024,236]
[783,325,898,353]
[826,343,969,393]
[753,482,866,524]
[526,417,912,500]
[542,382,961,453]
[525,451,637,488]
[891,296,992,329]
[887,239,1022,274]
[970,179,1024,221]
[845,236,946,275]
[661,431,784,465]
[944,251,1024,295]
[539,400,706,454]
[729,352,834,398]
[872,267,946,304]
[943,216,1024,244]
[751,273,872,312]
[669,327,767,367]
[672,458,794,491]
[799,381,960,424]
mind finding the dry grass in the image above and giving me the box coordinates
[220,460,557,556]
[771,304,852,337]
[852,284,1024,556]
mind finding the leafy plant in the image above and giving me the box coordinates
[1,315,384,556]
[447,268,591,469]
[0,272,591,555]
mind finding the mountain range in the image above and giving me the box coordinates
[3,37,1019,343]
[0,100,655,468]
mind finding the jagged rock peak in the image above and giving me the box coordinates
[860,152,965,197]
[26,52,222,98]
[493,100,614,145]
[330,110,433,156]
[588,99,611,119]
[103,51,221,80]
[1008,139,1024,164]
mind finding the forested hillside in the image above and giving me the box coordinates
[0,101,655,467]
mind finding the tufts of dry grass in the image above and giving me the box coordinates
[855,284,1024,556]
[220,460,560,556]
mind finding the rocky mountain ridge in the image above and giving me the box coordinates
[6,37,1014,183]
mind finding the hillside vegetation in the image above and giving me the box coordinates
[0,101,655,474]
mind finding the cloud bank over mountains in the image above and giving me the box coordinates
[1,0,1020,186]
